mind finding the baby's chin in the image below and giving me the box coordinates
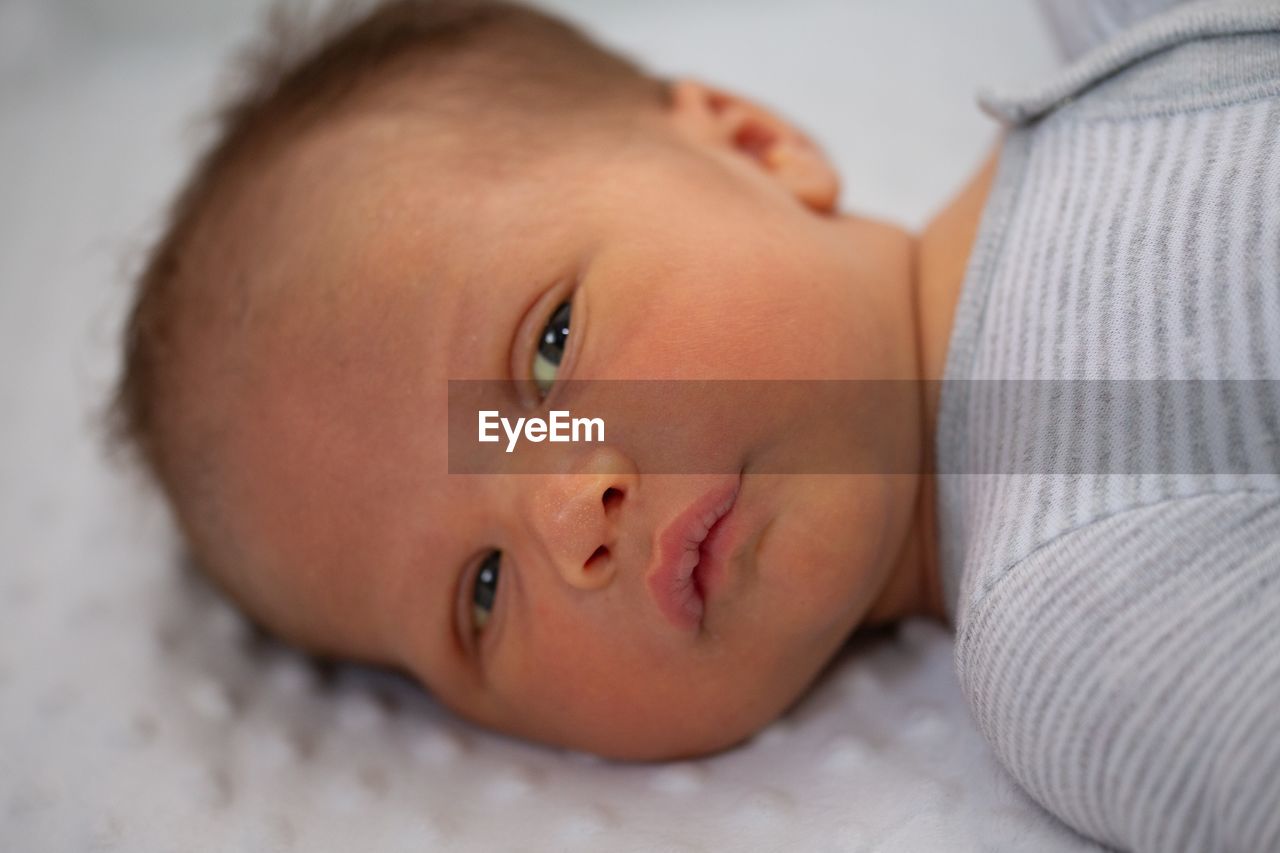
[559,720,762,765]
[491,693,784,765]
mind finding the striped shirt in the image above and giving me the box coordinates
[935,1,1280,850]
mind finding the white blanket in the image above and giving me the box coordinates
[0,1,1103,849]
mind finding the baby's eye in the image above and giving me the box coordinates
[471,549,501,633]
[532,300,571,398]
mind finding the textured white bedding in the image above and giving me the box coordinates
[0,1,1105,850]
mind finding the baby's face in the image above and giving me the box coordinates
[211,91,922,760]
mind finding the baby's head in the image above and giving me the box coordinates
[111,0,927,760]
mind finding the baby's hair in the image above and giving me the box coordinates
[105,0,667,652]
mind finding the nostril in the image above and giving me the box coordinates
[585,545,609,571]
[602,487,623,511]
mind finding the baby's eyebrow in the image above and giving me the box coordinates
[440,542,481,681]
[446,553,467,663]
[442,274,519,379]
[391,511,474,687]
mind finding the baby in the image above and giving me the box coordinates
[110,1,1280,850]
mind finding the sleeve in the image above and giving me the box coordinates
[954,490,1280,853]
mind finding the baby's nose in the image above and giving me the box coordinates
[526,448,635,591]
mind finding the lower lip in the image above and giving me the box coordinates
[694,504,739,607]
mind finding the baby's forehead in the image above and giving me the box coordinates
[211,115,578,465]
[221,111,571,315]
[192,122,459,355]
[238,116,463,267]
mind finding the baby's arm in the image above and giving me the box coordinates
[955,489,1280,852]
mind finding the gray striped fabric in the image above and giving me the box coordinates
[935,2,1280,850]
[1035,0,1191,62]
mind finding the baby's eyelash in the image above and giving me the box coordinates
[532,299,572,400]
[470,549,501,634]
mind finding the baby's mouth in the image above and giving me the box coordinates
[646,480,741,632]
[692,513,729,598]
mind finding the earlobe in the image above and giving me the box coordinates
[665,78,841,215]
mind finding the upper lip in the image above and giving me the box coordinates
[646,479,741,631]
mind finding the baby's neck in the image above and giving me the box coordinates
[913,142,1002,442]
[865,142,1001,628]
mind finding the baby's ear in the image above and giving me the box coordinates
[665,78,840,214]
